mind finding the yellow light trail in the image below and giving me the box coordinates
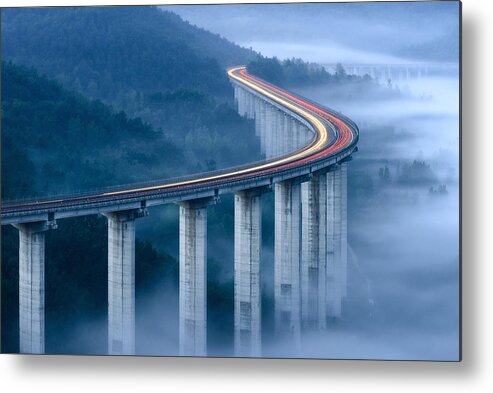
[102,66,330,196]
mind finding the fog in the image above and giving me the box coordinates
[293,64,458,359]
[50,84,460,358]
[167,2,459,64]
[112,3,459,361]
[124,76,459,360]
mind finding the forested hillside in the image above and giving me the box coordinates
[2,6,262,171]
[1,6,253,102]
[248,56,402,99]
[2,6,393,160]
[1,62,186,200]
[2,6,386,132]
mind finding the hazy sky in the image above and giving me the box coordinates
[166,1,460,64]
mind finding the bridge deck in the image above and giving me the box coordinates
[1,66,359,225]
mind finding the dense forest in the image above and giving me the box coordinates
[1,7,241,101]
[1,6,393,134]
[1,62,185,199]
[249,56,402,100]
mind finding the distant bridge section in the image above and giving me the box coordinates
[325,62,458,82]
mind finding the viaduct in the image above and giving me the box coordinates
[1,66,359,357]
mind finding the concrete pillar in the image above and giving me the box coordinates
[245,91,250,118]
[275,109,283,157]
[285,116,294,153]
[274,180,301,345]
[242,89,248,117]
[245,90,252,118]
[244,90,248,115]
[259,101,267,156]
[238,88,245,117]
[279,113,287,155]
[179,199,209,356]
[301,172,327,331]
[275,110,280,157]
[340,163,348,298]
[254,97,261,137]
[16,220,57,354]
[298,123,304,147]
[105,208,147,355]
[248,93,255,119]
[249,93,254,119]
[272,110,279,157]
[265,105,274,158]
[309,126,314,144]
[303,125,312,146]
[326,165,347,319]
[234,85,239,110]
[300,125,307,146]
[265,105,270,158]
[234,189,263,357]
[241,88,246,117]
[273,107,280,157]
[293,122,301,150]
[236,87,242,115]
[263,104,269,158]
[290,119,298,151]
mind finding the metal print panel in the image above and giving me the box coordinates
[0,1,461,361]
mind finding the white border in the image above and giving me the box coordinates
[2,0,492,392]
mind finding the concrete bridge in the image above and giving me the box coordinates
[1,66,359,357]
[325,62,458,82]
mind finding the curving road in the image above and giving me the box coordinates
[1,66,359,224]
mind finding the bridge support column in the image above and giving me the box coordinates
[15,220,57,354]
[254,97,261,137]
[239,88,244,116]
[299,124,306,145]
[274,180,301,346]
[265,105,275,158]
[234,189,264,357]
[247,92,255,119]
[290,119,297,150]
[244,91,251,119]
[235,85,241,113]
[270,106,279,158]
[340,163,348,298]
[244,91,250,118]
[268,106,277,157]
[238,88,245,117]
[301,172,327,331]
[179,199,211,356]
[105,208,147,355]
[233,85,239,110]
[275,110,283,157]
[294,121,301,150]
[259,101,267,156]
[285,116,293,152]
[244,89,251,118]
[326,164,348,318]
[279,113,287,155]
[303,125,311,145]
